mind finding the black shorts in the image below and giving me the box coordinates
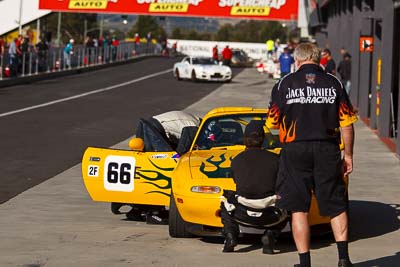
[275,141,347,217]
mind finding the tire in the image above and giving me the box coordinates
[111,202,123,214]
[191,70,197,82]
[175,69,181,81]
[169,193,192,238]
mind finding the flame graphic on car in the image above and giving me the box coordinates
[136,160,173,197]
[279,116,297,143]
[199,154,233,178]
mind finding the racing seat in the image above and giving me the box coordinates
[216,121,244,145]
[221,190,288,254]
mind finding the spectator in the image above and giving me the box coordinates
[16,35,23,73]
[63,39,74,69]
[319,49,328,69]
[221,45,232,66]
[274,38,280,53]
[111,36,119,60]
[340,47,351,59]
[159,35,168,56]
[279,47,294,77]
[84,35,94,65]
[102,35,112,63]
[338,53,352,95]
[212,44,219,62]
[92,37,98,48]
[146,32,152,53]
[35,37,49,72]
[0,37,5,55]
[266,39,274,57]
[171,42,177,57]
[322,48,336,75]
[146,32,152,43]
[8,38,18,77]
[134,33,140,54]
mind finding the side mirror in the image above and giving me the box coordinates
[176,126,198,155]
[128,137,145,151]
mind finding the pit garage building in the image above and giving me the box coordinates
[308,0,400,157]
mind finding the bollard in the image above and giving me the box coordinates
[0,55,3,80]
[35,54,39,74]
[29,52,33,75]
[22,53,26,76]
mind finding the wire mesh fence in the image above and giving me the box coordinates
[0,42,159,80]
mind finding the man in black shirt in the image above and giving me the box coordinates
[338,53,352,95]
[266,43,357,267]
[323,48,336,75]
[221,120,282,253]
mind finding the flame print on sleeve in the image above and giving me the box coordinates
[266,104,281,129]
[279,116,297,143]
[339,102,358,127]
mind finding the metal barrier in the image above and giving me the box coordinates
[0,42,157,80]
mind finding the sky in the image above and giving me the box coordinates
[0,0,51,35]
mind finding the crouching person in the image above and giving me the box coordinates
[221,120,287,253]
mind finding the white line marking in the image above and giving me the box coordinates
[0,68,172,118]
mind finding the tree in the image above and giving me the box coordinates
[187,29,201,40]
[171,27,184,39]
[44,13,97,45]
[128,16,166,40]
[215,24,235,41]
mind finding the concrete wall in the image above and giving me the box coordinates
[310,0,399,156]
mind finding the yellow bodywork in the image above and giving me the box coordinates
[82,107,348,230]
[82,148,178,206]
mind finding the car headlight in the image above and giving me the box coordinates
[191,186,221,194]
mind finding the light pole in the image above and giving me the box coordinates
[18,0,23,35]
[56,12,62,46]
[99,14,104,38]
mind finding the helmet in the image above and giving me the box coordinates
[129,137,144,151]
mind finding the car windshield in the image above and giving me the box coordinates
[192,58,218,65]
[194,114,280,150]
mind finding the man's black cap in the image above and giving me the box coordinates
[244,120,265,139]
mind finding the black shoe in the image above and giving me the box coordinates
[222,233,237,253]
[146,213,168,225]
[261,230,275,254]
[338,259,353,267]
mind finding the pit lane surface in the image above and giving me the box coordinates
[0,62,399,267]
[0,57,242,204]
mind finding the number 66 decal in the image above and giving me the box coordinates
[104,155,136,192]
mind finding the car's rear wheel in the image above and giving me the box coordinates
[191,70,197,82]
[175,69,181,81]
[169,193,192,238]
[111,202,123,214]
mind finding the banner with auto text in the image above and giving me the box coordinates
[39,0,298,21]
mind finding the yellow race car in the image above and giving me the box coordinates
[81,107,347,237]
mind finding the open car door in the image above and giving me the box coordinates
[81,119,180,206]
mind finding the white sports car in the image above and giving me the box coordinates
[173,56,232,82]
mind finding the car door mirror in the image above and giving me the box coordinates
[129,137,145,151]
[176,126,198,155]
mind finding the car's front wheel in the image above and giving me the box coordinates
[191,70,197,82]
[175,69,181,81]
[169,193,192,238]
